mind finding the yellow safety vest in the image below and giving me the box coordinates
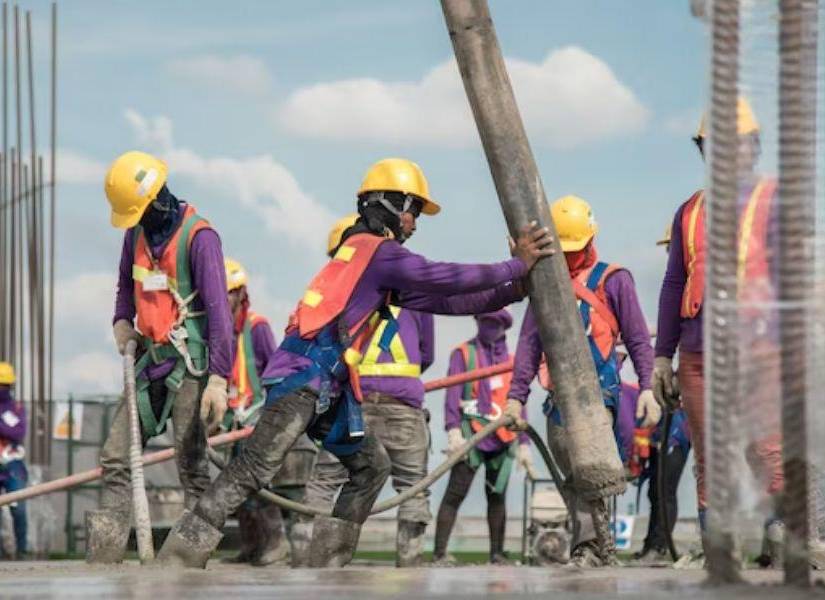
[357,306,421,378]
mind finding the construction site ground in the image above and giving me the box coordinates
[0,560,821,600]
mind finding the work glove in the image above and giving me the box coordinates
[635,389,662,429]
[652,356,680,411]
[200,374,229,434]
[113,319,141,356]
[508,222,555,272]
[516,443,533,471]
[446,427,465,455]
[505,398,529,431]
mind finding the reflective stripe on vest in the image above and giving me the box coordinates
[357,306,421,378]
[680,179,776,318]
[230,312,267,411]
[132,204,209,343]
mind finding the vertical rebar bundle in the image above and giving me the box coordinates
[0,2,58,466]
[704,0,742,585]
[778,0,818,586]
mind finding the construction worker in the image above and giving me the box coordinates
[0,363,27,560]
[87,151,233,564]
[508,195,657,567]
[433,309,531,565]
[295,214,436,568]
[221,258,318,566]
[158,157,554,569]
[652,98,789,567]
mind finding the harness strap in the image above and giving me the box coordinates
[461,342,477,401]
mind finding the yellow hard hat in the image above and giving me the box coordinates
[224,258,248,292]
[327,214,359,256]
[358,158,441,216]
[550,195,598,252]
[0,362,16,385]
[105,151,169,229]
[695,96,760,140]
[656,225,672,247]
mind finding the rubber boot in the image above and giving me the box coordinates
[290,519,314,568]
[221,503,259,564]
[307,516,361,568]
[85,509,131,564]
[252,503,289,566]
[396,520,426,568]
[157,509,223,568]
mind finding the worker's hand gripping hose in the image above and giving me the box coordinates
[124,340,154,564]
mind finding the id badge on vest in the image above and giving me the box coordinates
[489,375,504,391]
[143,270,169,292]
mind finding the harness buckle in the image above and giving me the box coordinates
[168,325,207,378]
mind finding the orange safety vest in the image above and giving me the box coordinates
[680,178,776,319]
[458,341,516,444]
[538,262,621,390]
[288,232,389,400]
[230,311,268,411]
[132,204,210,343]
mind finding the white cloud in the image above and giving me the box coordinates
[278,47,649,148]
[165,54,274,96]
[54,352,122,395]
[56,149,107,184]
[55,271,117,340]
[124,109,335,249]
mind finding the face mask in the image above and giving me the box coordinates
[477,319,505,345]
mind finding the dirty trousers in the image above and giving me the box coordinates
[194,388,391,529]
[100,376,208,511]
[302,398,431,524]
[679,350,783,511]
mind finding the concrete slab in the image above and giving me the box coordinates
[0,561,821,600]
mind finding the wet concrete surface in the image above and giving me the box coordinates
[0,561,822,600]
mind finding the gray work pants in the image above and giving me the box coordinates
[194,388,391,529]
[302,397,431,524]
[100,376,209,511]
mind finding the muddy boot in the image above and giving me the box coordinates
[396,520,426,568]
[157,509,223,568]
[290,519,314,568]
[307,516,361,568]
[85,509,131,564]
[221,504,259,564]
[252,503,289,567]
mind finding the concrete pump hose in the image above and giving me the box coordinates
[124,339,155,563]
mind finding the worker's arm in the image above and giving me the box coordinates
[417,312,435,374]
[189,229,233,379]
[654,204,688,359]
[397,280,525,315]
[444,348,466,431]
[251,319,278,376]
[112,230,137,325]
[605,270,654,390]
[507,305,542,404]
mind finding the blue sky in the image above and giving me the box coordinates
[18,0,718,517]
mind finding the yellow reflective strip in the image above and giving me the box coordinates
[235,334,248,395]
[356,363,421,377]
[682,193,704,315]
[737,180,765,284]
[131,265,177,290]
[335,245,356,262]
[360,319,389,367]
[303,289,323,308]
[343,347,363,366]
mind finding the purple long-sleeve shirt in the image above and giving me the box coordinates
[509,269,654,404]
[262,238,526,384]
[113,203,233,380]
[444,336,527,453]
[655,180,777,358]
[359,309,434,408]
[0,387,26,445]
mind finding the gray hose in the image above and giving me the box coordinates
[208,416,516,517]
[124,339,154,564]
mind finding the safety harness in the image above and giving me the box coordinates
[357,306,421,378]
[223,314,266,430]
[131,211,209,436]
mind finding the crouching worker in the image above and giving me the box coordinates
[221,259,317,566]
[433,310,531,565]
[158,157,554,569]
[87,151,233,564]
[508,195,656,567]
